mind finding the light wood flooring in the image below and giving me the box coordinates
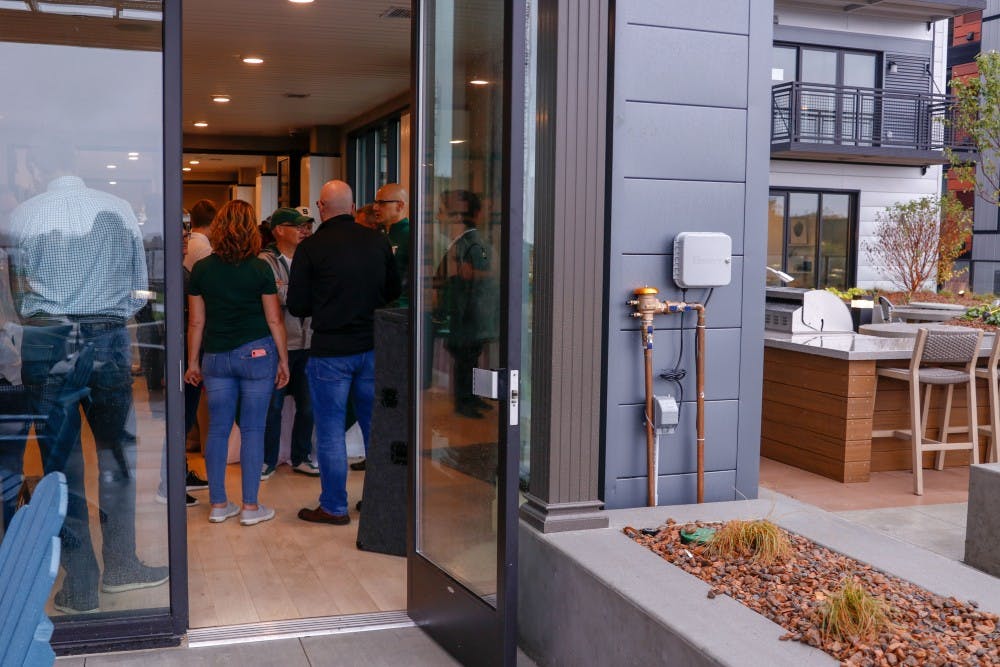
[185,458,405,628]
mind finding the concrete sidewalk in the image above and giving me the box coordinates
[56,627,537,666]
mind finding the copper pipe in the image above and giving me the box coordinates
[692,304,706,504]
[643,326,656,506]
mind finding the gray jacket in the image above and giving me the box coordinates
[259,245,312,351]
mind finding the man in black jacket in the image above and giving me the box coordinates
[287,180,401,524]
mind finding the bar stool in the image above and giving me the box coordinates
[873,327,983,495]
[975,333,1000,464]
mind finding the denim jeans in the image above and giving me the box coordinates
[264,348,313,467]
[202,336,276,506]
[307,351,373,516]
[20,320,137,605]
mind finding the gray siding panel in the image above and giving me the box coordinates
[616,255,745,330]
[618,25,748,108]
[623,0,749,35]
[604,0,770,508]
[607,328,742,405]
[615,103,747,182]
[612,179,746,255]
[606,400,740,479]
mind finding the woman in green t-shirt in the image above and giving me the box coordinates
[184,200,290,527]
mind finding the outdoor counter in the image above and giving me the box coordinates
[761,331,995,483]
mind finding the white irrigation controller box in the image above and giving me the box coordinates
[672,232,733,289]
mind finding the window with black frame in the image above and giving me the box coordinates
[347,118,401,209]
[768,190,856,290]
[771,43,878,146]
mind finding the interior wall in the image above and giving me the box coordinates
[183,184,231,211]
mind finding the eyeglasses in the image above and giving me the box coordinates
[373,199,402,206]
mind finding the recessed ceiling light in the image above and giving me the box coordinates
[128,151,139,157]
[193,121,208,127]
[242,56,264,64]
[289,0,314,3]
[108,181,117,185]
[182,167,192,172]
[449,139,466,145]
[128,156,139,161]
[212,95,231,103]
[469,79,489,85]
[106,164,117,169]
[189,160,200,165]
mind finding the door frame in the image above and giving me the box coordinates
[405,0,524,665]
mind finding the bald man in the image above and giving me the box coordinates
[287,180,401,525]
[372,183,410,308]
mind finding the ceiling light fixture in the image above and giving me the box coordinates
[128,156,139,161]
[212,95,231,103]
[242,56,264,65]
[38,2,114,17]
[128,151,139,157]
[108,181,117,185]
[0,1,29,11]
[189,160,200,165]
[106,164,117,169]
[182,167,192,172]
[449,139,466,144]
[119,8,161,21]
[469,79,489,86]
[289,0,314,3]
[193,121,208,127]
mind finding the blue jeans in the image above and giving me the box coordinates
[307,351,373,516]
[264,348,313,467]
[202,336,277,506]
[20,320,137,605]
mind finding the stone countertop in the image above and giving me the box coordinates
[763,331,995,361]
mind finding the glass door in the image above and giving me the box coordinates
[409,0,523,665]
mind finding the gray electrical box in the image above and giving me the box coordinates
[672,232,733,288]
[653,395,679,435]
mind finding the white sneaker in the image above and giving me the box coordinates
[208,502,240,523]
[240,504,275,526]
[291,460,320,477]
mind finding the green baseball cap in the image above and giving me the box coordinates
[267,207,313,230]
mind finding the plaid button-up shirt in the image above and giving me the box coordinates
[10,176,148,320]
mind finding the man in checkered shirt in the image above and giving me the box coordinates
[6,144,167,614]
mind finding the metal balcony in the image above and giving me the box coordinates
[770,81,976,166]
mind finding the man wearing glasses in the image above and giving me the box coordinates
[372,183,410,308]
[259,208,319,480]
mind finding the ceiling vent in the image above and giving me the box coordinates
[284,92,311,99]
[379,6,411,19]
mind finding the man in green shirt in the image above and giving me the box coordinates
[372,183,409,308]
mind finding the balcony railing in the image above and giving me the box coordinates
[770,81,976,165]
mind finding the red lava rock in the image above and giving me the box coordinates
[625,521,1000,665]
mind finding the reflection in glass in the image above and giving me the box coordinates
[767,195,785,286]
[417,0,503,604]
[841,53,877,145]
[820,194,851,290]
[0,7,167,620]
[785,193,819,289]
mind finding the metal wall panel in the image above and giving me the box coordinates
[611,178,746,255]
[617,25,748,108]
[614,103,747,182]
[622,0,750,35]
[604,0,771,509]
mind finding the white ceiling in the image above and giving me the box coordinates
[183,0,411,137]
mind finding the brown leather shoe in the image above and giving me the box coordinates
[298,506,350,525]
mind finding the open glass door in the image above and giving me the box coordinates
[409,0,523,665]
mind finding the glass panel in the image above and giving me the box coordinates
[0,5,168,619]
[841,53,877,145]
[767,195,786,286]
[771,45,797,84]
[785,193,819,289]
[417,0,504,604]
[819,194,851,289]
[800,49,837,142]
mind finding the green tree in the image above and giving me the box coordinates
[947,51,1000,206]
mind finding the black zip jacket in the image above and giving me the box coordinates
[287,214,401,356]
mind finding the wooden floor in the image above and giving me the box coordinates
[186,459,405,628]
